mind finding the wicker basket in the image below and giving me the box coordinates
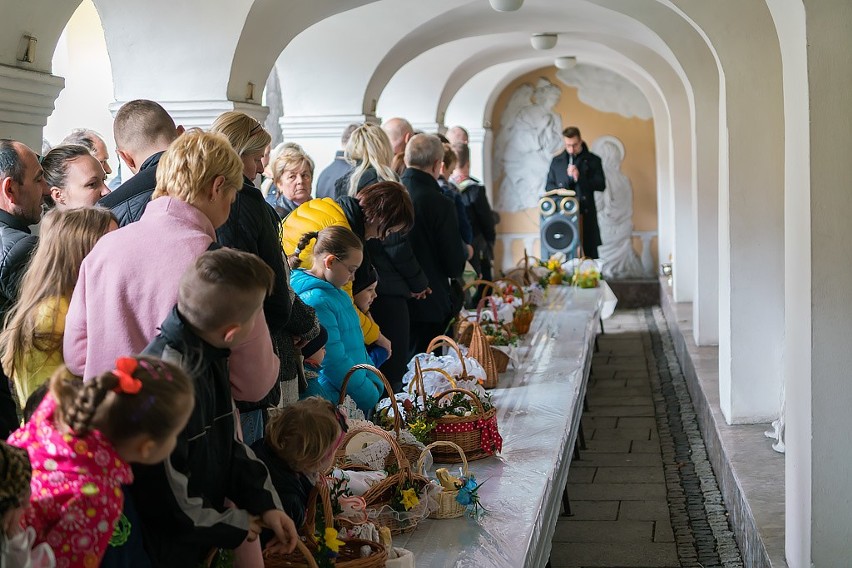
[262,540,318,568]
[571,257,601,288]
[513,306,534,335]
[334,423,431,535]
[503,249,542,286]
[338,364,422,469]
[263,482,387,568]
[416,441,470,519]
[491,346,510,373]
[464,319,499,388]
[424,335,477,384]
[411,362,501,463]
[482,322,515,373]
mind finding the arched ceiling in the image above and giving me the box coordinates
[276,0,681,119]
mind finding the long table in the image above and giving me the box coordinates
[395,286,603,567]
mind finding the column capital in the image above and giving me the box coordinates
[108,100,270,130]
[279,114,378,139]
[0,64,65,128]
[468,127,489,144]
[408,121,445,135]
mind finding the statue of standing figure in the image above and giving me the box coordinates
[591,136,644,279]
[494,78,564,212]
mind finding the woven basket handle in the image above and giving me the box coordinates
[406,360,460,397]
[302,482,336,557]
[339,364,401,435]
[462,278,497,296]
[295,540,319,568]
[416,440,470,478]
[334,422,411,474]
[425,335,468,378]
[432,387,486,417]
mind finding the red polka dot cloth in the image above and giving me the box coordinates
[434,415,503,455]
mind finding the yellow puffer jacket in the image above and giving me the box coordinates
[281,198,380,345]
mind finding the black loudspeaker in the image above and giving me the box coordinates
[539,189,581,260]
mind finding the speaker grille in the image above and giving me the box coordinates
[542,217,577,252]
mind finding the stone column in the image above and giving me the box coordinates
[0,64,64,151]
[783,1,852,565]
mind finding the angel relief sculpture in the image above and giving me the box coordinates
[494,78,564,212]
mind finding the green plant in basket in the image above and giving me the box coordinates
[392,479,422,512]
[480,322,519,347]
[571,267,601,288]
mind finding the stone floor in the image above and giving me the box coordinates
[549,308,744,568]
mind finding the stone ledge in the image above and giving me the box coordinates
[659,278,787,568]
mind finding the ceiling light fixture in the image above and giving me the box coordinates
[530,33,558,50]
[555,56,578,69]
[489,0,524,12]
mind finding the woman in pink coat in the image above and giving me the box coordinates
[62,129,279,401]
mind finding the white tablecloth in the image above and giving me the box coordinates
[395,286,603,567]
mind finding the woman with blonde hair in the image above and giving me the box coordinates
[267,142,315,219]
[334,123,398,197]
[211,112,318,439]
[62,129,280,403]
[0,207,116,412]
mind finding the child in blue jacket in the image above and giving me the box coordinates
[288,226,384,412]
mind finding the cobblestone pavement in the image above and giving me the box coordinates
[549,307,744,568]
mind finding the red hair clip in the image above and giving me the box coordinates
[113,357,142,395]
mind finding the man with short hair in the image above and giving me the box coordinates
[382,117,414,154]
[446,125,469,146]
[315,123,360,199]
[451,143,497,281]
[401,134,467,356]
[61,128,113,176]
[546,126,606,258]
[0,139,49,436]
[98,100,183,226]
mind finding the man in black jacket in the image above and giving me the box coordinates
[99,100,183,226]
[0,139,49,436]
[402,134,467,356]
[545,126,607,258]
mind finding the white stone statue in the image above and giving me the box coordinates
[591,136,644,279]
[494,78,564,212]
[764,381,786,453]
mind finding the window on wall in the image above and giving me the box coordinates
[44,0,116,181]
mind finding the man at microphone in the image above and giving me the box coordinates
[545,126,606,258]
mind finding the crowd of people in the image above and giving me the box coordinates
[0,102,498,567]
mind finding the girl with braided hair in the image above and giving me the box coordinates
[288,227,384,412]
[7,356,194,567]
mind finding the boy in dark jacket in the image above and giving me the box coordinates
[134,248,298,567]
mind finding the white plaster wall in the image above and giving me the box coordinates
[801,1,852,563]
[44,0,116,175]
[765,1,810,564]
[95,0,253,102]
[278,0,463,117]
[669,0,785,424]
[590,0,721,344]
[0,0,81,72]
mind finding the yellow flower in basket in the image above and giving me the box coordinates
[400,488,420,511]
[323,528,344,553]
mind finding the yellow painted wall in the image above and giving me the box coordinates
[490,66,658,268]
